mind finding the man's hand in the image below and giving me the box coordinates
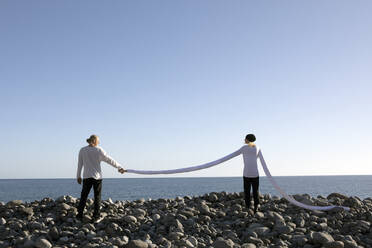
[118,168,127,174]
[77,178,82,184]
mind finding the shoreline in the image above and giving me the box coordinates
[0,192,371,248]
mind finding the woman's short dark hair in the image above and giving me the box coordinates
[245,134,256,142]
[87,134,98,144]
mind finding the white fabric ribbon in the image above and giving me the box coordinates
[126,149,350,211]
[126,150,241,175]
[257,151,350,211]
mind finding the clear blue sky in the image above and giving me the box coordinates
[1,1,371,179]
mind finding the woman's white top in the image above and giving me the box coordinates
[77,146,122,180]
[241,145,260,177]
[230,144,260,177]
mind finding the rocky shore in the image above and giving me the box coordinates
[0,192,371,248]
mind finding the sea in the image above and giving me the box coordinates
[0,176,371,203]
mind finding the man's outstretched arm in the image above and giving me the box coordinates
[98,148,126,173]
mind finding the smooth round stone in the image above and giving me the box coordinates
[59,203,71,211]
[152,214,161,221]
[30,221,43,230]
[76,230,85,239]
[327,193,348,200]
[179,239,195,247]
[59,236,69,242]
[87,233,96,240]
[35,238,52,248]
[199,204,210,214]
[275,225,293,234]
[122,236,129,243]
[241,244,256,248]
[325,241,345,248]
[0,218,6,225]
[83,215,92,223]
[168,232,184,240]
[83,243,99,248]
[248,223,265,230]
[48,226,59,240]
[56,196,66,203]
[66,195,77,204]
[243,237,263,245]
[23,238,35,248]
[254,212,264,218]
[208,193,219,202]
[187,236,198,247]
[112,237,127,247]
[343,240,358,248]
[83,223,96,231]
[6,200,23,206]
[134,208,147,217]
[268,211,285,222]
[290,235,308,246]
[316,222,328,230]
[126,239,149,248]
[312,232,335,244]
[303,245,313,248]
[124,215,137,223]
[250,227,270,237]
[135,198,146,204]
[20,207,34,216]
[212,238,234,248]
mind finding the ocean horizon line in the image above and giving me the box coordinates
[0,174,370,180]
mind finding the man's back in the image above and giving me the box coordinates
[78,145,104,179]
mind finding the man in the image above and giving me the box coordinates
[76,134,125,222]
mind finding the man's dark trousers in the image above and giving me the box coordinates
[77,178,102,218]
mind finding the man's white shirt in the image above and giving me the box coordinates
[77,146,122,180]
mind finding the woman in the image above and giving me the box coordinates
[240,134,261,213]
[76,134,125,221]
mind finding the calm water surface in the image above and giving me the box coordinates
[0,176,371,203]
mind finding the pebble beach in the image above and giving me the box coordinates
[1,192,371,248]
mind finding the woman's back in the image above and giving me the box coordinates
[241,145,259,177]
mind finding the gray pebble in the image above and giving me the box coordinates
[35,238,52,248]
[23,238,35,248]
[59,203,71,210]
[124,215,137,223]
[126,239,149,248]
[48,226,59,240]
[241,244,256,248]
[59,236,69,242]
[312,232,335,244]
[212,238,234,248]
[0,217,6,225]
[325,241,345,248]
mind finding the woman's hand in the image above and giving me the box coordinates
[118,168,127,174]
[77,178,82,184]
